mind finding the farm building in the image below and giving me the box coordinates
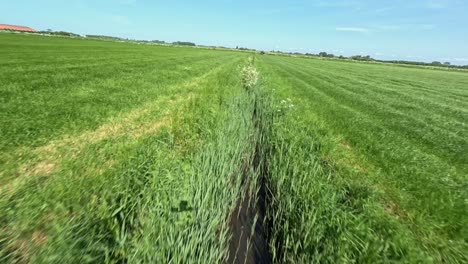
[0,24,36,32]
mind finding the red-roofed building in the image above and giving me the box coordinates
[0,24,36,32]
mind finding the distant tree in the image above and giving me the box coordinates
[318,52,335,58]
[86,35,124,41]
[351,55,374,61]
[318,52,328,57]
[53,31,81,37]
[443,62,451,66]
[172,41,196,46]
[431,61,442,65]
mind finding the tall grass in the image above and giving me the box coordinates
[1,33,466,263]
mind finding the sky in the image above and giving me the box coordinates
[1,0,468,65]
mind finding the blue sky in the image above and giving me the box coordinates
[2,0,468,64]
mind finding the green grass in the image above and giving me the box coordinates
[258,55,468,262]
[1,33,467,263]
[0,33,250,262]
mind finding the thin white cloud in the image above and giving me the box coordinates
[336,27,370,33]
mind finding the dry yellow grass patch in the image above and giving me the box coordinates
[1,96,186,196]
[1,229,49,264]
[3,67,218,194]
[180,73,210,91]
[26,161,56,177]
[337,140,371,173]
[336,140,410,221]
[31,231,48,246]
[384,201,409,220]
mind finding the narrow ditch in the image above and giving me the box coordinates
[227,180,271,264]
[227,87,277,264]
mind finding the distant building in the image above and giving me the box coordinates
[0,24,36,32]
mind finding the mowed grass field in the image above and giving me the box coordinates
[1,33,467,263]
[258,56,468,262]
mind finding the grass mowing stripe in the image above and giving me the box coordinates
[278,56,468,114]
[1,33,466,263]
[265,57,468,167]
[258,55,467,263]
[277,57,468,120]
[0,33,243,152]
[0,34,251,262]
[292,56,468,95]
[261,55,465,206]
[1,58,245,186]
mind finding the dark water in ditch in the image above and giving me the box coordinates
[226,91,278,264]
[227,181,272,264]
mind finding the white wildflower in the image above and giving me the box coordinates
[241,65,259,90]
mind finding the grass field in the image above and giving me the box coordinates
[1,33,467,263]
[258,56,468,262]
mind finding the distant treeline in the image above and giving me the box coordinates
[270,50,468,69]
[86,35,171,45]
[381,60,467,68]
[5,28,191,47]
[85,36,195,47]
[85,34,125,41]
[236,46,256,51]
[172,41,196,46]
[37,30,81,37]
[0,28,82,38]
[4,28,466,69]
[137,40,166,44]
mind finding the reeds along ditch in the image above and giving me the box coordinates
[224,62,278,264]
[165,60,277,263]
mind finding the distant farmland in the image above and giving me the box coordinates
[1,33,467,263]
